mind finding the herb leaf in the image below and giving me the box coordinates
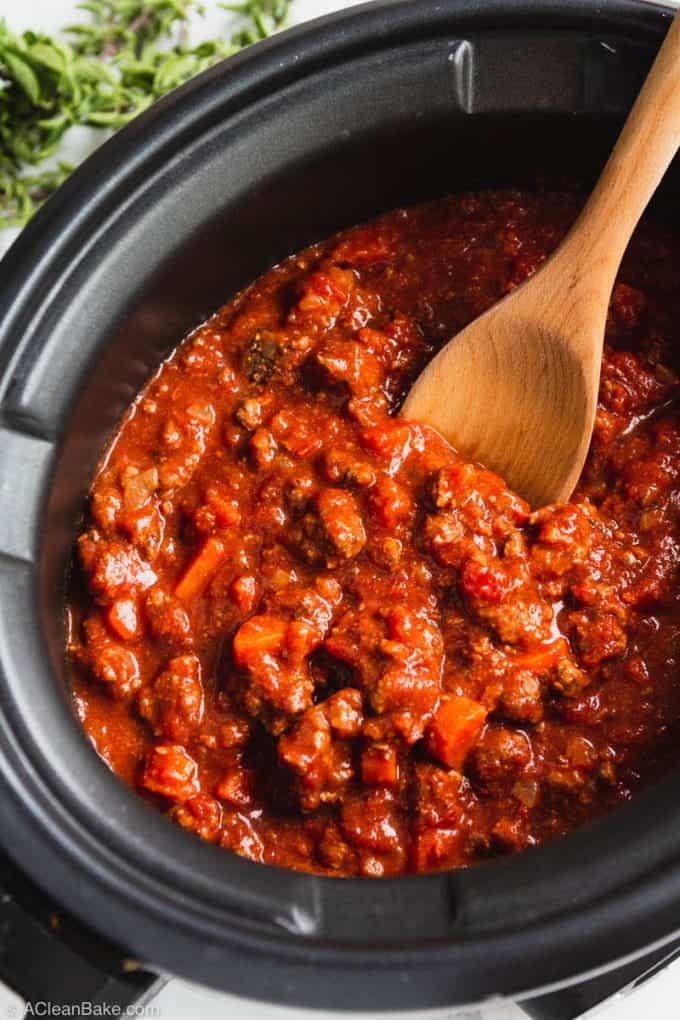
[0,0,292,228]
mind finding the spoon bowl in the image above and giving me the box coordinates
[402,262,604,508]
[403,8,680,506]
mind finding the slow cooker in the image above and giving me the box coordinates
[2,1,680,1017]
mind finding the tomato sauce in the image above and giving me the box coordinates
[66,191,680,876]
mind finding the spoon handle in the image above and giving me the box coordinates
[554,11,680,307]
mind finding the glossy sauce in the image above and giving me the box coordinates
[67,192,680,875]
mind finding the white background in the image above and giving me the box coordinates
[0,0,678,1017]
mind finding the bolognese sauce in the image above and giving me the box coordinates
[66,191,680,875]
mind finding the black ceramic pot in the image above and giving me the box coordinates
[1,1,680,1016]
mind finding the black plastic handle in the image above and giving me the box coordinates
[0,851,164,1013]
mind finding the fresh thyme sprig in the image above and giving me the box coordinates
[224,1,290,45]
[0,0,291,227]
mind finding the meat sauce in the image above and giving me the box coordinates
[66,191,680,876]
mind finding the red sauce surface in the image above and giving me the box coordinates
[66,191,680,876]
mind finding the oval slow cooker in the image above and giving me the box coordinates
[2,0,680,1016]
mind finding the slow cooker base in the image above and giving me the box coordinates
[2,845,678,1020]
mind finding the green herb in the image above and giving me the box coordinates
[223,1,289,45]
[0,0,292,227]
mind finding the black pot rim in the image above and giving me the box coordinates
[1,0,680,1010]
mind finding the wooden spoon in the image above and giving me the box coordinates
[401,11,680,508]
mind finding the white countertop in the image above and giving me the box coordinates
[0,1,676,1018]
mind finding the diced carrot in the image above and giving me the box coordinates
[426,696,487,770]
[361,744,399,787]
[214,767,254,808]
[512,638,569,675]
[174,536,227,602]
[232,614,288,668]
[106,598,141,642]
